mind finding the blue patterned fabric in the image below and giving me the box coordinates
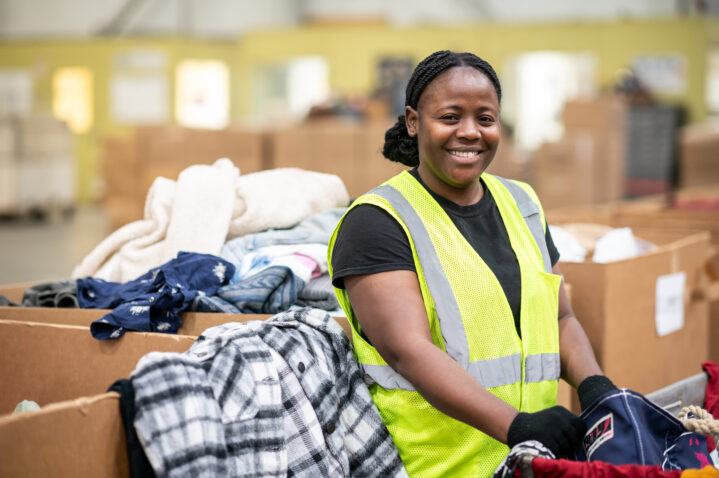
[190,294,241,314]
[211,265,303,314]
[77,252,235,340]
[571,388,713,469]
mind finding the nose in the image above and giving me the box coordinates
[456,117,481,140]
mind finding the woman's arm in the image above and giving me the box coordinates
[345,269,519,443]
[554,263,604,388]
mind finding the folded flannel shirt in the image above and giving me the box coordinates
[131,308,407,478]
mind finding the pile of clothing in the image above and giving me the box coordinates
[1,160,351,340]
[108,308,408,478]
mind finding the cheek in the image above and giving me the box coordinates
[485,126,501,146]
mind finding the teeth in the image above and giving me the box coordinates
[449,150,478,158]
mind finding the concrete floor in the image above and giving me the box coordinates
[0,206,111,285]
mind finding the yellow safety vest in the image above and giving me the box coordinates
[328,171,561,478]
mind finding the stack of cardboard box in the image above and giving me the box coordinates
[270,118,406,199]
[679,124,719,188]
[102,120,408,231]
[102,126,266,231]
[485,129,535,185]
[0,114,74,217]
[532,97,627,210]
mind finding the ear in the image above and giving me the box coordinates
[405,105,418,138]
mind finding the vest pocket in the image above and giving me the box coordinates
[534,269,562,321]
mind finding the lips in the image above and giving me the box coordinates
[447,149,482,160]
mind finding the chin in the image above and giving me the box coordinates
[451,163,487,182]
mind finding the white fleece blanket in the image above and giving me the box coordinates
[72,160,349,282]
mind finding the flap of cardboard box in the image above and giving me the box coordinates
[0,320,196,415]
[0,392,128,478]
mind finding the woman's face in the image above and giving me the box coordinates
[406,66,500,201]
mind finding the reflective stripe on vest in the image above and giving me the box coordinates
[364,183,560,392]
[495,176,552,274]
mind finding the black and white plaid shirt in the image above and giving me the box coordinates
[131,308,407,477]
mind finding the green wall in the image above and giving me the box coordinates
[0,18,716,202]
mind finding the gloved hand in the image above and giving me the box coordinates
[507,405,586,457]
[577,375,618,411]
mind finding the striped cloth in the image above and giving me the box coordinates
[190,264,302,314]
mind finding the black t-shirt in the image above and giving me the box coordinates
[331,169,560,334]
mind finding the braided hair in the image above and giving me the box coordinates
[382,50,501,167]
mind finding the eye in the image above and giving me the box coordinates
[439,113,459,122]
[479,115,496,124]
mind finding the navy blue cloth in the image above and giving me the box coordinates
[572,388,712,470]
[78,252,235,340]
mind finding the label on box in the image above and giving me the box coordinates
[655,272,686,337]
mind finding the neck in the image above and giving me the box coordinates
[416,165,484,206]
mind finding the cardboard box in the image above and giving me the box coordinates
[486,131,535,185]
[0,392,129,478]
[553,225,711,394]
[103,126,266,227]
[271,119,360,196]
[271,119,405,199]
[0,320,197,414]
[355,119,407,197]
[139,127,266,196]
[0,309,352,412]
[532,134,596,210]
[548,200,719,366]
[0,305,352,476]
[561,97,627,204]
[679,124,719,188]
[104,195,145,232]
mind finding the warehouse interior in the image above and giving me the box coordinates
[2,0,719,475]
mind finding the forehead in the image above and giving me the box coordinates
[419,66,498,108]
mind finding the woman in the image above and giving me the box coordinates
[328,51,616,477]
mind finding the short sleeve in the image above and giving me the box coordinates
[331,204,416,289]
[545,220,560,266]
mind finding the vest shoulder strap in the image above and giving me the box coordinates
[494,176,552,273]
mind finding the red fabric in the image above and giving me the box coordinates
[530,458,683,478]
[706,436,716,454]
[702,362,719,418]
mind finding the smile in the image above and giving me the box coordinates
[447,150,480,159]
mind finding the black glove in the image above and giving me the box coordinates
[507,405,586,457]
[577,375,618,411]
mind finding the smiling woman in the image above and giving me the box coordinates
[327,50,614,477]
[406,66,500,204]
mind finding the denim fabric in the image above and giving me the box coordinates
[190,294,241,314]
[78,252,235,340]
[212,265,303,314]
[220,207,346,274]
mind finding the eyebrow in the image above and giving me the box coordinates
[435,104,498,113]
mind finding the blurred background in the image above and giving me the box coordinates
[1,0,719,283]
